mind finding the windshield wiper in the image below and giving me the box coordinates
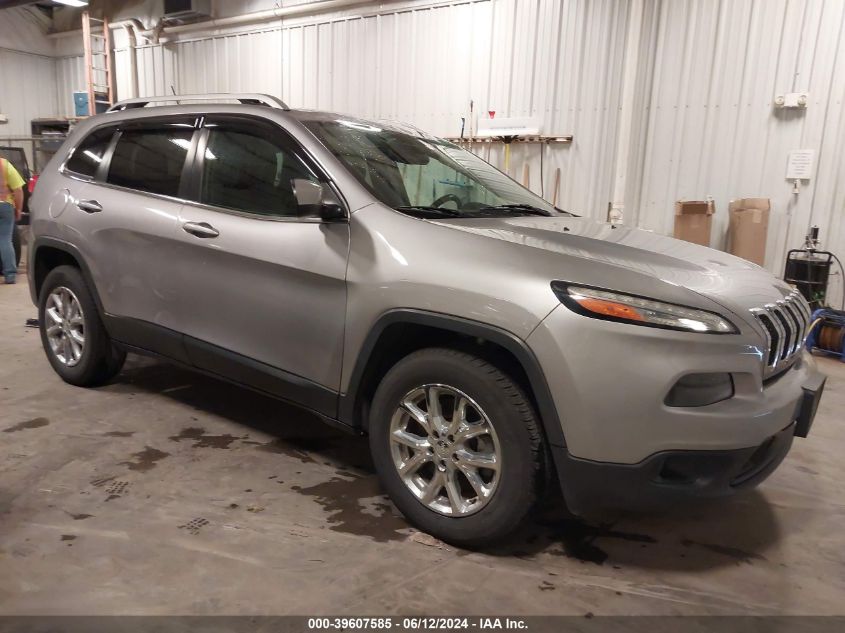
[476,204,553,216]
[395,205,463,217]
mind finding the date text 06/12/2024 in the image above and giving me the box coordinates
[307,617,529,630]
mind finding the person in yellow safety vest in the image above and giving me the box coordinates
[0,156,25,284]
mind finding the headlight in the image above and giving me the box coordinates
[552,283,738,334]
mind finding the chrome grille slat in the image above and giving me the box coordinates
[795,294,812,321]
[783,302,803,354]
[750,292,807,375]
[773,301,796,358]
[765,303,787,363]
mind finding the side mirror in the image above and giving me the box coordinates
[292,179,346,222]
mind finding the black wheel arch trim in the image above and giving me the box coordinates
[29,236,104,314]
[339,308,568,449]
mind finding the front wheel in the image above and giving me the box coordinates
[38,265,126,386]
[369,348,545,548]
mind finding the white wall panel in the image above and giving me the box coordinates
[55,56,85,116]
[0,6,59,167]
[0,50,58,136]
[114,0,627,222]
[627,0,845,306]
[10,0,845,304]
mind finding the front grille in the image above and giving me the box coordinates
[750,292,811,374]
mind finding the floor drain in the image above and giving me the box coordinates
[105,481,129,495]
[179,517,209,535]
[103,481,129,501]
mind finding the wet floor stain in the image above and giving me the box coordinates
[680,539,764,563]
[169,427,242,449]
[291,475,408,542]
[60,535,76,542]
[3,418,49,433]
[65,512,94,521]
[255,435,374,475]
[544,519,657,565]
[120,446,170,472]
[102,431,135,437]
[255,437,326,463]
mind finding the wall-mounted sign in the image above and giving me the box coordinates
[786,149,815,180]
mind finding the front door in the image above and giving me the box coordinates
[172,116,350,416]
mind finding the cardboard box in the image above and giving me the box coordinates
[674,200,714,246]
[728,198,770,266]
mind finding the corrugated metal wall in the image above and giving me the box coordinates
[627,0,845,306]
[55,55,86,117]
[0,48,59,167]
[104,0,628,220]
[18,0,845,305]
[0,49,58,137]
[0,7,59,167]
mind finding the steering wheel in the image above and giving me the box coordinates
[430,193,462,209]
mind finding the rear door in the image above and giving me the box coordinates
[172,115,350,414]
[70,117,197,357]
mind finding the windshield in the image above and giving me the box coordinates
[303,118,564,218]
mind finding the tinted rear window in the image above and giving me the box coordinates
[107,127,193,197]
[65,127,115,177]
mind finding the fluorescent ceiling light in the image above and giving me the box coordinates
[54,1,90,7]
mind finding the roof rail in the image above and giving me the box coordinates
[106,93,289,113]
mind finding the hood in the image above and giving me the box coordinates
[429,215,794,315]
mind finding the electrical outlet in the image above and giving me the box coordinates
[0,114,8,124]
[774,93,808,108]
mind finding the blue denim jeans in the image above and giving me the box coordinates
[0,201,17,281]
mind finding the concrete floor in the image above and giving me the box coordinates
[1,267,844,616]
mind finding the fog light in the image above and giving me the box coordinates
[665,373,734,407]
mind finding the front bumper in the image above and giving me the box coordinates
[555,422,796,514]
[527,303,826,513]
[527,304,824,464]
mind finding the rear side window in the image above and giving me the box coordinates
[199,125,317,216]
[65,127,115,178]
[107,126,193,197]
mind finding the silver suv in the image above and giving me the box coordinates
[29,93,826,546]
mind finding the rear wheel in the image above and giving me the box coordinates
[38,265,126,386]
[369,348,545,547]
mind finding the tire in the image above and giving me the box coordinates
[369,348,545,548]
[38,265,126,386]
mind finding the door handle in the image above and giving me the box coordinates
[182,221,220,238]
[76,199,102,214]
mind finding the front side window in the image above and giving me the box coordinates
[199,125,318,217]
[65,127,116,178]
[303,118,566,219]
[107,125,193,197]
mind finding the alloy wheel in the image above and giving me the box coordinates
[44,286,86,367]
[389,384,501,516]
